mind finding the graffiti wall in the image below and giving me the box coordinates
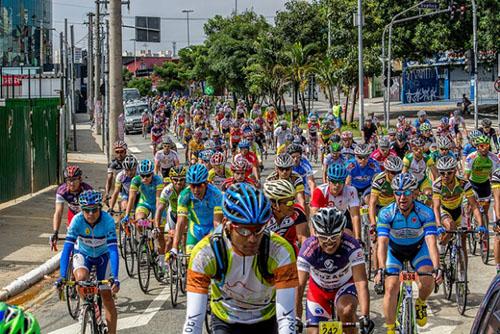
[402,67,439,103]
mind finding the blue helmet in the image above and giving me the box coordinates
[186,164,208,184]
[238,139,250,149]
[440,116,449,125]
[199,149,214,162]
[79,190,103,207]
[138,159,154,175]
[223,183,271,225]
[327,163,348,182]
[391,173,418,191]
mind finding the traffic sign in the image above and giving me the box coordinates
[495,78,500,93]
[418,2,439,9]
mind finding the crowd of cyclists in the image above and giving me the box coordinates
[42,93,500,334]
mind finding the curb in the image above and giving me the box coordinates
[0,253,61,302]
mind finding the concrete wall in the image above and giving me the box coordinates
[449,63,498,101]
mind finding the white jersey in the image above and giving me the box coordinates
[154,150,179,170]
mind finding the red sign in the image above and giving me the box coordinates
[495,78,500,93]
[1,75,28,87]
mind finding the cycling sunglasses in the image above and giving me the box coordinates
[171,177,185,183]
[439,170,455,176]
[356,155,369,160]
[115,149,126,154]
[82,206,100,214]
[317,233,341,243]
[66,177,80,183]
[394,190,413,197]
[328,179,344,184]
[140,173,153,179]
[278,167,292,172]
[277,200,294,207]
[231,224,267,237]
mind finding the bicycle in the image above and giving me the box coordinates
[121,218,138,278]
[312,299,374,334]
[170,245,189,307]
[465,198,490,264]
[441,228,476,315]
[59,279,110,334]
[136,219,165,294]
[360,204,373,280]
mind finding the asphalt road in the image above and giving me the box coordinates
[24,130,496,334]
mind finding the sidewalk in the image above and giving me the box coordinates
[0,114,107,300]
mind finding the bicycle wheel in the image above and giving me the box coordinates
[205,299,212,334]
[64,257,80,320]
[470,217,479,255]
[480,216,490,264]
[443,245,454,300]
[169,256,179,308]
[179,255,188,294]
[137,238,151,294]
[402,290,416,334]
[118,222,127,259]
[79,304,97,334]
[455,246,468,315]
[123,231,135,278]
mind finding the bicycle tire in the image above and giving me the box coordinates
[443,244,454,301]
[170,256,179,308]
[179,255,188,295]
[455,246,468,315]
[118,222,125,259]
[205,299,212,334]
[137,238,151,294]
[123,231,135,278]
[480,215,490,264]
[470,217,479,255]
[79,304,97,334]
[65,258,80,320]
[150,240,164,283]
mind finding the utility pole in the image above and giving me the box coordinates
[59,32,65,104]
[64,19,71,139]
[95,0,102,135]
[87,13,94,120]
[70,25,77,150]
[234,0,238,15]
[39,19,44,70]
[471,0,478,128]
[109,0,124,153]
[105,18,111,160]
[172,41,177,58]
[357,0,365,130]
[182,10,194,47]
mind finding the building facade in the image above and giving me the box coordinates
[0,0,52,67]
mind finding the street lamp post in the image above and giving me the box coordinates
[357,0,364,130]
[182,10,194,47]
[471,0,478,128]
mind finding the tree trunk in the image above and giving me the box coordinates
[349,85,358,124]
[343,85,350,123]
[299,91,307,116]
[337,85,341,105]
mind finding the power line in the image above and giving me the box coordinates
[53,1,94,10]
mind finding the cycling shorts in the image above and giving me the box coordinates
[164,208,177,232]
[211,314,278,334]
[386,240,432,274]
[469,179,491,201]
[161,167,172,178]
[73,252,111,289]
[356,186,372,201]
[440,206,463,227]
[305,278,357,327]
[67,209,77,227]
[136,200,155,217]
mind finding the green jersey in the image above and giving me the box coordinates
[464,151,499,183]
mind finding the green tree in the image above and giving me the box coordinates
[153,61,186,94]
[127,77,152,96]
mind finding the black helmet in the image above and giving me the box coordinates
[311,207,347,236]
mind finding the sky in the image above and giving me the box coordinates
[52,0,289,54]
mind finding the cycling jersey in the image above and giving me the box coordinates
[323,154,346,168]
[107,158,124,174]
[130,174,164,212]
[346,158,381,191]
[320,125,333,143]
[311,184,360,212]
[403,153,434,183]
[55,182,93,216]
[154,149,179,170]
[391,142,410,159]
[371,172,395,207]
[465,151,499,184]
[221,177,257,192]
[267,171,305,194]
[159,183,182,215]
[308,122,320,136]
[208,167,233,189]
[370,148,397,170]
[268,205,307,254]
[178,184,223,250]
[432,176,473,223]
[462,143,476,157]
[274,127,292,148]
[151,126,163,144]
[114,171,133,200]
[188,139,205,158]
[187,231,298,324]
[293,158,314,195]
[341,144,356,161]
[230,128,243,144]
[429,150,456,163]
[492,168,500,190]
[413,119,431,136]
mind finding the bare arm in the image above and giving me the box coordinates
[467,195,485,227]
[307,175,316,193]
[295,223,309,244]
[172,215,188,250]
[295,270,309,320]
[105,172,114,198]
[425,234,440,269]
[154,202,166,229]
[377,236,389,271]
[125,189,137,217]
[52,203,65,233]
[350,206,361,240]
[109,184,121,211]
[352,263,370,316]
[368,193,379,228]
[432,197,442,227]
[213,213,223,229]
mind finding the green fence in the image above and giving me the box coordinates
[0,98,60,203]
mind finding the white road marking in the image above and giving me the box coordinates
[38,233,66,239]
[129,146,141,153]
[176,142,184,149]
[47,287,171,334]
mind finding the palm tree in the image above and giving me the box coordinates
[312,57,339,108]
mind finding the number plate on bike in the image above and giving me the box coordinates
[319,321,342,334]
[399,271,418,282]
[78,286,98,295]
[360,207,369,215]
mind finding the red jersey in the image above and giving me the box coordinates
[268,205,307,255]
[369,148,397,170]
[221,177,257,192]
[230,128,243,144]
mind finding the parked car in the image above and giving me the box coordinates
[470,274,500,334]
[123,88,141,102]
[124,100,150,134]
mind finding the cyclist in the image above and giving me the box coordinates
[104,140,128,202]
[188,131,205,164]
[361,118,377,145]
[230,121,244,156]
[109,155,137,213]
[369,156,403,274]
[413,110,431,136]
[341,131,356,161]
[418,123,435,153]
[151,121,164,156]
[369,137,396,171]
[154,137,180,178]
[296,207,374,334]
[307,115,320,155]
[183,183,298,334]
[235,139,260,180]
[154,165,188,274]
[450,109,467,148]
[277,133,295,155]
[275,120,292,149]
[346,144,381,205]
[171,164,223,255]
[51,165,93,249]
[311,163,361,240]
[387,128,397,146]
[375,173,442,333]
[141,107,151,138]
[403,138,437,199]
[263,179,308,254]
[396,115,416,139]
[430,136,456,163]
[391,132,410,160]
[432,156,483,269]
[288,144,316,197]
[492,168,500,274]
[479,118,499,153]
[464,134,500,215]
[208,152,233,190]
[322,142,346,183]
[221,158,257,192]
[0,302,41,333]
[212,129,228,157]
[123,160,164,226]
[267,154,306,209]
[56,190,120,334]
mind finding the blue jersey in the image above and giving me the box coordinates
[462,143,476,157]
[346,158,380,191]
[130,174,164,209]
[413,119,431,135]
[293,157,314,195]
[60,211,119,279]
[377,201,437,247]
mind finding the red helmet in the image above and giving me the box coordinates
[231,157,249,173]
[210,152,226,166]
[64,165,82,179]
